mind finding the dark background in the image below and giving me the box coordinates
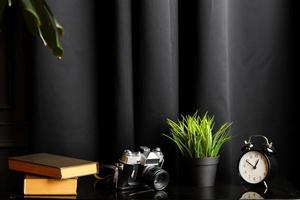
[0,0,298,192]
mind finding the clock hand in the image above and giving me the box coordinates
[254,159,259,169]
[246,159,255,169]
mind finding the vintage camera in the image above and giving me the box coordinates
[114,146,169,191]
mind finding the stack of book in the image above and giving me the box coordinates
[8,153,99,198]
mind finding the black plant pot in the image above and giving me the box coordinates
[180,156,219,187]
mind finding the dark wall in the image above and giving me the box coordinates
[0,0,298,188]
[222,0,296,183]
[179,0,297,184]
[29,0,298,185]
[29,0,180,165]
[0,5,28,193]
[28,0,99,161]
[0,1,28,149]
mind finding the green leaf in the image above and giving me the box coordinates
[162,111,232,158]
[41,1,63,36]
[0,0,64,58]
[20,0,41,34]
[162,133,185,156]
[32,0,63,58]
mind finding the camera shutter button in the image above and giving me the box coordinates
[154,147,161,152]
[124,150,132,156]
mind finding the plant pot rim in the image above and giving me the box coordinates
[187,156,220,165]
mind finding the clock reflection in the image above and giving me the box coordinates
[240,191,264,199]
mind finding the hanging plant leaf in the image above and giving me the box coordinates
[0,0,64,58]
[42,1,63,37]
[20,0,47,45]
[20,0,41,30]
[30,0,63,58]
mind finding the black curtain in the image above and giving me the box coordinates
[28,0,297,185]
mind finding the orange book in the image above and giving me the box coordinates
[24,196,76,199]
[8,153,99,179]
[23,175,77,195]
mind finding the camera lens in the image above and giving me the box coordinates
[143,166,169,190]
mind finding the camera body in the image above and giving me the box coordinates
[114,146,169,191]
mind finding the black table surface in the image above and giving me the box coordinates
[3,176,300,199]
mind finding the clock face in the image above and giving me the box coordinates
[238,151,269,184]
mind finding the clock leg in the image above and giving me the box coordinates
[263,181,268,194]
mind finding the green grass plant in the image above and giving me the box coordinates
[163,111,232,158]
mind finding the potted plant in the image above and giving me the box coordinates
[163,111,232,187]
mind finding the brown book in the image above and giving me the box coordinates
[23,175,77,195]
[8,153,99,179]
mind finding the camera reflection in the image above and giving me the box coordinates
[117,189,168,200]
